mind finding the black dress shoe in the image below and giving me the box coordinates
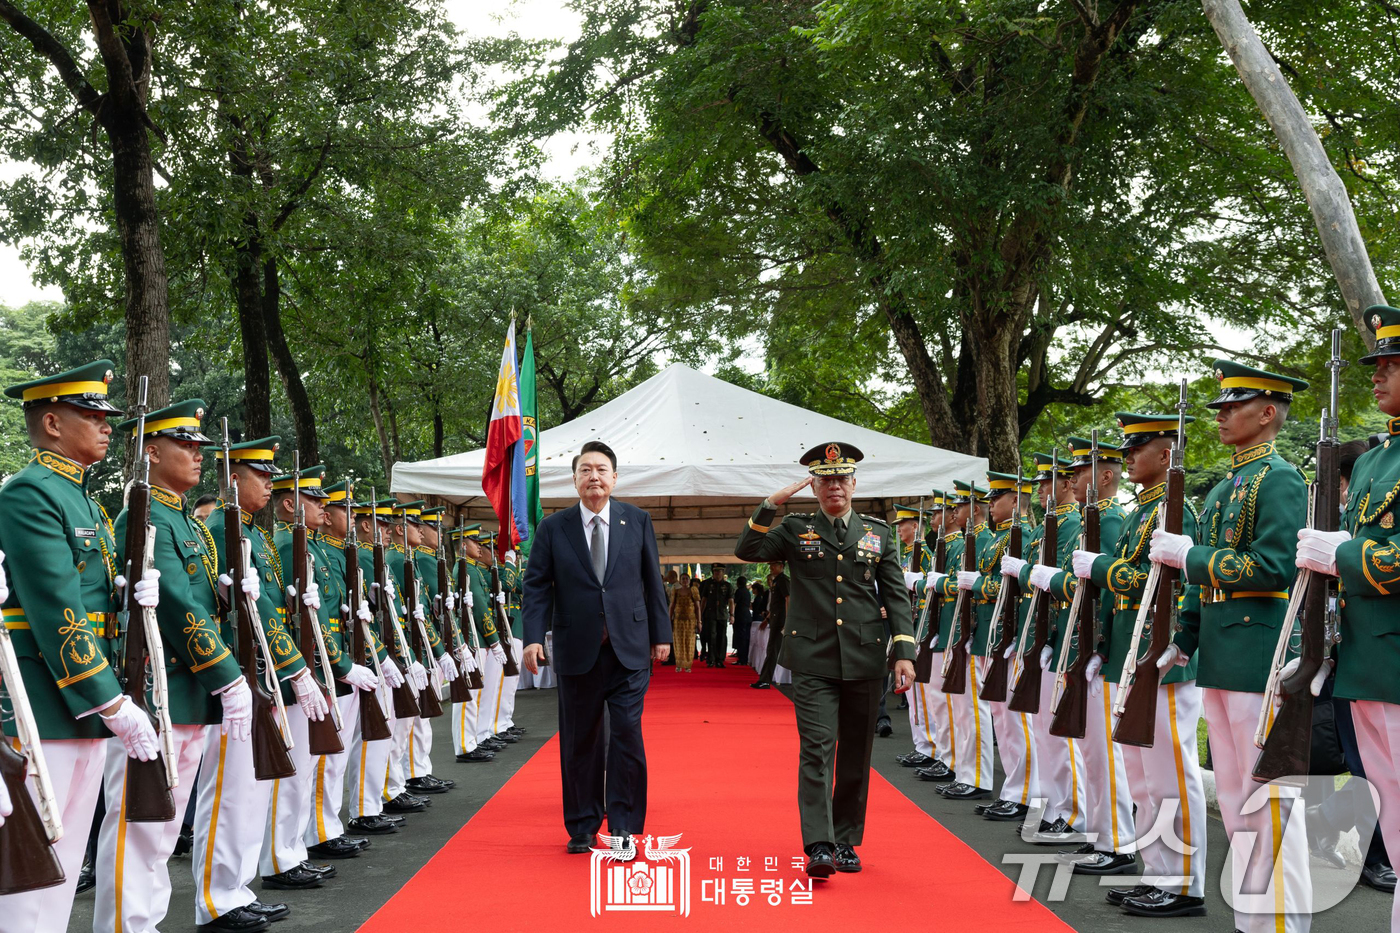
[876,717,893,737]
[198,905,272,932]
[307,837,363,859]
[567,833,594,854]
[340,835,370,850]
[1030,817,1081,845]
[942,783,992,800]
[457,748,495,762]
[1072,851,1137,875]
[76,856,96,894]
[507,725,526,735]
[898,752,933,768]
[1015,819,1054,841]
[493,732,520,744]
[751,681,771,689]
[1106,883,1154,906]
[173,825,194,857]
[915,763,954,782]
[299,861,337,879]
[247,900,290,921]
[983,801,1029,823]
[805,842,836,878]
[261,864,325,889]
[1120,889,1207,917]
[405,777,449,795]
[384,793,428,813]
[480,738,507,751]
[1361,863,1398,893]
[347,816,399,835]
[1056,841,1097,863]
[383,813,406,824]
[833,843,861,873]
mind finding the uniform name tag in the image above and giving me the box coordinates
[73,527,97,538]
[183,540,200,549]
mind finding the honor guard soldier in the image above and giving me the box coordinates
[95,399,252,933]
[978,472,1040,824]
[1150,360,1311,933]
[1298,307,1400,931]
[197,435,326,932]
[0,361,160,933]
[893,502,936,770]
[303,479,379,857]
[448,523,500,762]
[1009,452,1087,844]
[406,506,463,792]
[494,542,527,737]
[1079,412,1207,916]
[735,442,916,878]
[397,502,456,797]
[473,531,513,753]
[1049,436,1136,875]
[912,491,959,785]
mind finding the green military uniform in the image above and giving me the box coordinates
[354,498,420,672]
[1018,454,1081,667]
[734,441,914,855]
[931,489,969,648]
[975,473,1034,659]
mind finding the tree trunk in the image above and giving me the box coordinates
[1201,0,1385,341]
[366,369,394,480]
[233,235,272,439]
[261,256,318,462]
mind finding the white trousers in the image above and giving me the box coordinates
[495,636,522,730]
[1077,682,1134,853]
[385,711,412,801]
[0,738,105,933]
[191,727,273,924]
[906,680,939,759]
[988,688,1038,806]
[950,654,994,790]
[1115,680,1207,897]
[925,652,955,768]
[1347,700,1400,932]
[347,683,394,818]
[259,706,314,876]
[1204,688,1311,933]
[306,692,360,847]
[93,725,206,933]
[406,712,434,780]
[477,647,507,742]
[1029,670,1086,827]
[451,648,489,754]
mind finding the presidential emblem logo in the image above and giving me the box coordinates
[589,832,691,917]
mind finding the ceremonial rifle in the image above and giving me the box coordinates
[0,549,65,893]
[1114,383,1189,747]
[118,375,177,820]
[401,509,444,719]
[980,468,1025,703]
[940,500,978,694]
[435,531,474,703]
[1050,433,1101,739]
[1252,329,1344,783]
[453,540,487,690]
[913,503,947,683]
[370,489,420,719]
[221,419,296,779]
[487,539,520,677]
[1009,448,1060,715]
[291,454,344,755]
[344,482,391,741]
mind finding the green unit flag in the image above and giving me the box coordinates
[520,328,543,551]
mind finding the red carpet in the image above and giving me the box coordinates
[359,663,1074,931]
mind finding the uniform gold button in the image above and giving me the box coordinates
[836,575,843,582]
[836,597,843,604]
[790,629,796,635]
[1243,616,1250,623]
[76,561,87,572]
[837,554,843,561]
[836,619,843,625]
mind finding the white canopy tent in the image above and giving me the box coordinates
[392,363,987,562]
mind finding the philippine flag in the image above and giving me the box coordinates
[482,319,531,548]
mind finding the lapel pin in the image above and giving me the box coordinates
[620,519,626,525]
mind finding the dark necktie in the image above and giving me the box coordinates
[835,517,847,543]
[591,516,608,642]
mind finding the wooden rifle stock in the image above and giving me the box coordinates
[981,521,1023,703]
[373,542,420,719]
[489,562,520,677]
[1008,507,1057,714]
[293,524,343,756]
[1050,496,1100,739]
[940,524,977,694]
[403,556,444,719]
[913,529,947,683]
[0,740,64,894]
[437,552,474,703]
[455,557,486,690]
[345,530,391,742]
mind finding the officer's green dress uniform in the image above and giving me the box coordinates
[1170,360,1311,933]
[95,400,245,933]
[0,362,131,932]
[734,442,914,854]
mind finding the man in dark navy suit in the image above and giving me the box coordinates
[521,440,672,853]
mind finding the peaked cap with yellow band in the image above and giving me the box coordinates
[1033,451,1074,478]
[420,506,446,523]
[926,490,948,510]
[5,358,121,414]
[952,479,987,502]
[271,463,330,499]
[449,522,482,540]
[205,434,280,474]
[1066,435,1122,468]
[394,498,426,525]
[322,479,352,505]
[118,397,212,443]
[1206,358,1308,409]
[1116,411,1196,450]
[893,503,924,523]
[801,441,863,477]
[1360,305,1400,365]
[352,496,397,518]
[985,470,1033,497]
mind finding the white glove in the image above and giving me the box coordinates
[956,570,979,591]
[1071,550,1101,580]
[456,646,478,673]
[341,603,350,618]
[1001,555,1027,578]
[504,550,518,565]
[495,591,506,607]
[463,587,474,609]
[220,570,262,603]
[132,569,161,608]
[928,570,948,588]
[1003,641,1018,659]
[303,580,321,610]
[445,591,457,612]
[356,600,373,622]
[1150,529,1193,569]
[1277,656,1334,697]
[1028,564,1058,591]
[218,679,252,742]
[382,578,397,602]
[437,653,459,682]
[1156,643,1189,669]
[1296,528,1351,576]
[412,603,426,623]
[1085,654,1103,698]
[0,549,8,606]
[491,642,507,663]
[382,657,405,688]
[1039,645,1054,671]
[408,661,429,691]
[341,663,378,692]
[291,671,329,721]
[903,570,925,591]
[101,700,159,761]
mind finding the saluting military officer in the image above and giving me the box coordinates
[1078,412,1207,917]
[892,503,937,770]
[734,442,915,878]
[197,436,328,932]
[1047,435,1136,876]
[94,398,253,933]
[0,361,161,933]
[1150,360,1312,933]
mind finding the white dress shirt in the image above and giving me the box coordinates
[581,499,611,555]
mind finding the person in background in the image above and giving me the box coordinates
[732,574,753,666]
[749,581,769,667]
[669,572,701,673]
[752,562,789,689]
[699,563,735,668]
[193,492,218,522]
